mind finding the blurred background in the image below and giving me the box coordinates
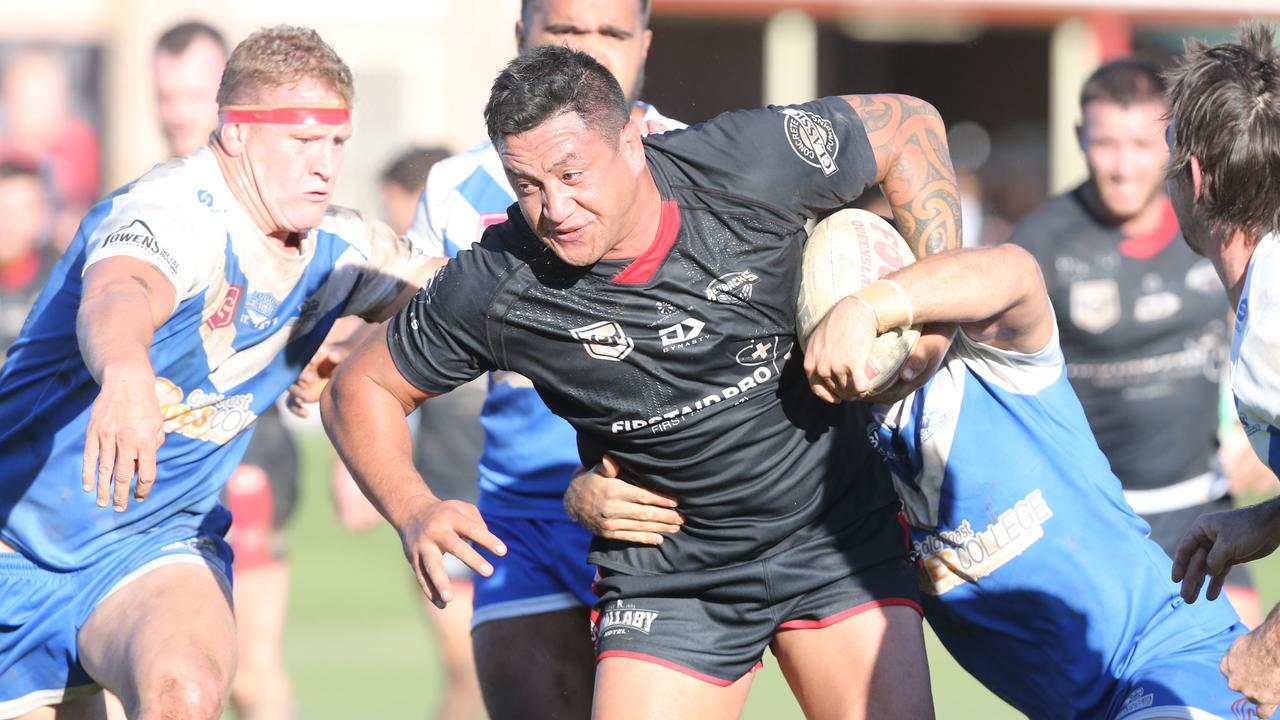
[3,0,1280,717]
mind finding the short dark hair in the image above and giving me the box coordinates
[155,21,228,57]
[520,0,650,26]
[1080,57,1165,111]
[380,146,450,193]
[1166,22,1280,242]
[484,45,628,148]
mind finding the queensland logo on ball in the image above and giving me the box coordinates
[781,108,839,177]
[570,320,634,361]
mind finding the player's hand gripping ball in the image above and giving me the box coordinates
[796,209,922,395]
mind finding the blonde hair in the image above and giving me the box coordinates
[217,25,353,108]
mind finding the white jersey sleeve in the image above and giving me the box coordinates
[952,317,1063,396]
[83,166,222,310]
[324,207,434,322]
[1232,233,1280,471]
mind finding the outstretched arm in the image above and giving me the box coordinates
[321,325,505,607]
[78,257,175,511]
[843,94,961,258]
[806,244,1055,402]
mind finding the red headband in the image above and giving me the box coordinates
[220,105,351,126]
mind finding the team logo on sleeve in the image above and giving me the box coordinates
[571,320,635,361]
[102,219,179,274]
[781,108,839,177]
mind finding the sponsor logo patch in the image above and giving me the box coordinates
[596,601,660,639]
[781,108,839,176]
[571,320,635,362]
[659,317,708,351]
[705,270,759,305]
[102,219,179,275]
[913,488,1054,596]
[155,377,257,445]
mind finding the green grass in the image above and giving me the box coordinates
[281,431,1280,719]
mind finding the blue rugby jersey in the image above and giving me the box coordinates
[1231,232,1280,474]
[0,148,430,570]
[872,329,1241,716]
[407,103,684,518]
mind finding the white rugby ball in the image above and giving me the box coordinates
[796,208,922,394]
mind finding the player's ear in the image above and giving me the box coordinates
[1189,154,1204,201]
[1075,123,1086,152]
[515,19,527,53]
[620,120,645,170]
[641,28,653,59]
[218,121,247,156]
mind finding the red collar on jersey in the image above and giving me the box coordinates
[219,105,351,126]
[1118,199,1179,260]
[613,200,681,284]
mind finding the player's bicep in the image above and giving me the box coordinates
[343,320,437,413]
[841,94,960,257]
[81,256,176,329]
[958,245,1056,354]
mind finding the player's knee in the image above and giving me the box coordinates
[136,655,230,720]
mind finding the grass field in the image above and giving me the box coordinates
[279,430,1280,719]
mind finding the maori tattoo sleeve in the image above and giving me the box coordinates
[845,94,962,257]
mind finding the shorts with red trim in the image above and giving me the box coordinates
[590,503,921,685]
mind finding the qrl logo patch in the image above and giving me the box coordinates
[782,108,839,177]
[206,285,243,330]
[571,320,634,361]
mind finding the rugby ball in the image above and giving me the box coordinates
[796,209,922,394]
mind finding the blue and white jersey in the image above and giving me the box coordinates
[1232,232,1280,474]
[0,148,429,570]
[407,103,684,518]
[871,328,1240,717]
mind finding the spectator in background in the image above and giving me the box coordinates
[1011,58,1260,627]
[381,146,450,236]
[0,160,53,362]
[154,21,228,158]
[151,20,300,720]
[0,46,99,252]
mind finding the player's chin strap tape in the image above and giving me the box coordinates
[219,106,351,125]
[854,279,914,334]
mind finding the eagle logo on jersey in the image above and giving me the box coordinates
[571,320,634,361]
[781,108,839,177]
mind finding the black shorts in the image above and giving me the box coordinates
[591,503,921,685]
[412,376,485,504]
[1142,494,1255,590]
[222,404,299,569]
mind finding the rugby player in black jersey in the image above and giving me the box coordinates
[323,45,960,719]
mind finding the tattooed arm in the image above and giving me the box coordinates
[77,257,175,511]
[842,94,961,257]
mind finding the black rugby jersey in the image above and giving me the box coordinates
[1012,187,1228,494]
[389,97,901,575]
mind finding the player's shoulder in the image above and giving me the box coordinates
[90,151,227,251]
